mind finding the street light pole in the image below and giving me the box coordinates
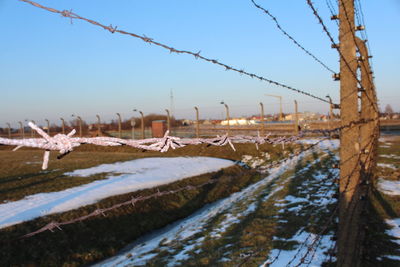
[60,118,65,135]
[130,117,136,139]
[6,123,11,139]
[220,101,230,136]
[72,114,83,137]
[45,119,50,135]
[194,106,199,138]
[265,94,283,121]
[260,102,265,136]
[18,121,25,139]
[134,109,145,139]
[96,115,101,136]
[294,100,299,135]
[116,113,122,138]
[165,109,171,133]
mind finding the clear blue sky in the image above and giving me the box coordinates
[0,0,399,127]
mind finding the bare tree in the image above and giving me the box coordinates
[385,104,394,118]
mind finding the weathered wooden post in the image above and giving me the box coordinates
[194,106,200,138]
[260,102,265,136]
[116,113,122,138]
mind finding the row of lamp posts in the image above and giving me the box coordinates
[5,97,317,139]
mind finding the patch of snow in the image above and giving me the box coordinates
[96,145,320,267]
[381,154,400,160]
[378,179,400,196]
[0,157,234,229]
[261,231,334,267]
[385,218,400,245]
[378,163,397,170]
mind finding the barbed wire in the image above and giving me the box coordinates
[0,122,342,170]
[326,0,339,27]
[355,0,374,72]
[13,134,329,240]
[305,0,379,115]
[18,0,332,104]
[250,0,336,74]
[1,117,376,171]
[338,0,375,95]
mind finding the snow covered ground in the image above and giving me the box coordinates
[0,157,234,229]
[96,139,339,267]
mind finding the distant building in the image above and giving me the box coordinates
[221,118,257,126]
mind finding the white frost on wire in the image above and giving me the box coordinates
[0,122,311,170]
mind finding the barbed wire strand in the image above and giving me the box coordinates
[18,0,332,105]
[305,0,379,115]
[250,0,336,74]
[355,0,374,72]
[0,122,349,170]
[14,135,330,240]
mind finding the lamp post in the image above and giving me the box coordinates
[194,106,199,138]
[265,94,283,121]
[60,118,66,135]
[260,102,265,136]
[165,109,171,133]
[294,100,299,135]
[116,113,122,138]
[326,95,334,120]
[133,109,145,139]
[18,121,25,139]
[45,119,50,135]
[96,114,101,136]
[25,119,36,137]
[220,101,230,136]
[6,123,11,139]
[130,117,136,139]
[72,114,83,137]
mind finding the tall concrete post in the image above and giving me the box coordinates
[294,100,299,135]
[221,102,230,136]
[356,37,374,173]
[260,102,265,136]
[45,119,50,135]
[165,109,171,133]
[194,106,200,138]
[60,118,65,135]
[140,111,145,139]
[6,123,11,139]
[96,115,101,136]
[18,121,24,139]
[116,113,122,138]
[338,0,362,266]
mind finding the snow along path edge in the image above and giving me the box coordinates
[0,157,234,229]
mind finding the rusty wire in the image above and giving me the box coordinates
[18,0,332,104]
[250,0,336,74]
